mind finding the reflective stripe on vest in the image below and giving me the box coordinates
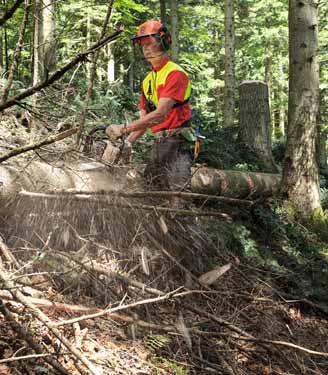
[142,61,191,108]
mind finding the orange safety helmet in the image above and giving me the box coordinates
[131,20,172,50]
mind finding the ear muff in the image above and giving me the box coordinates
[158,25,172,51]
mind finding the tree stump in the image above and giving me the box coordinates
[239,80,277,172]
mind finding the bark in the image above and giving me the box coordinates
[192,167,281,198]
[317,88,327,171]
[239,80,277,171]
[160,0,167,25]
[41,0,56,79]
[0,161,281,200]
[0,26,3,73]
[281,0,320,216]
[107,44,115,83]
[223,0,235,127]
[170,0,179,61]
[31,0,42,129]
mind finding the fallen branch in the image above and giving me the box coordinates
[0,353,59,364]
[0,235,21,268]
[237,336,328,358]
[0,263,101,375]
[0,300,69,374]
[0,28,123,113]
[47,249,165,296]
[0,127,78,163]
[52,288,188,327]
[19,189,253,206]
[0,0,24,26]
[0,290,176,332]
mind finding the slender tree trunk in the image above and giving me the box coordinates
[317,88,327,171]
[170,0,179,62]
[160,0,167,25]
[41,0,56,80]
[281,0,321,216]
[86,7,91,80]
[107,44,115,83]
[223,0,235,127]
[0,26,3,74]
[31,0,42,129]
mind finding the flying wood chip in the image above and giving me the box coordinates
[198,263,232,286]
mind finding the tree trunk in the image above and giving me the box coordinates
[0,161,281,203]
[41,0,56,79]
[170,0,179,62]
[31,0,43,129]
[281,0,320,216]
[0,26,3,74]
[160,0,167,25]
[107,44,115,83]
[239,80,276,172]
[223,0,235,127]
[317,88,327,171]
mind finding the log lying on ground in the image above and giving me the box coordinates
[0,160,281,200]
[192,167,281,198]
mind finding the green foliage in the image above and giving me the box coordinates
[197,126,274,171]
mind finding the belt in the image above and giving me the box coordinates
[153,121,191,141]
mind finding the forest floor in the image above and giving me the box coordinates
[0,117,328,374]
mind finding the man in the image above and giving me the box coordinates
[106,20,193,205]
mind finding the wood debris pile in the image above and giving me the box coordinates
[0,198,328,374]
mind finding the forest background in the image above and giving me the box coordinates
[1,1,328,373]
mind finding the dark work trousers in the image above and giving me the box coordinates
[144,136,192,192]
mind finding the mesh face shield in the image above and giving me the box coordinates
[131,34,162,59]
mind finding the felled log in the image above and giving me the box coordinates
[0,160,281,200]
[192,167,281,198]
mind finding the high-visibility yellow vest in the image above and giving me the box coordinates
[142,61,191,108]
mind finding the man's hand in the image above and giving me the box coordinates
[105,124,125,141]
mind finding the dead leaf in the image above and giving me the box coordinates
[198,263,232,286]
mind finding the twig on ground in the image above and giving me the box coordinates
[0,300,69,374]
[20,189,254,206]
[52,288,188,327]
[0,261,101,375]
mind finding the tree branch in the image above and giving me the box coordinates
[0,263,101,375]
[0,27,124,113]
[0,127,78,163]
[0,0,24,27]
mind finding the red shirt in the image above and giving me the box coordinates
[139,58,192,133]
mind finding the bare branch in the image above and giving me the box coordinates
[0,127,78,163]
[0,0,24,27]
[0,28,124,113]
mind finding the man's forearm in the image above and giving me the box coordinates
[126,109,166,133]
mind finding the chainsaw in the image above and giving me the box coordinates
[82,125,132,164]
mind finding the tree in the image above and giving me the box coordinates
[223,0,235,127]
[160,0,167,25]
[170,0,179,61]
[281,0,321,216]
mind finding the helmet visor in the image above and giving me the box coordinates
[132,34,159,46]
